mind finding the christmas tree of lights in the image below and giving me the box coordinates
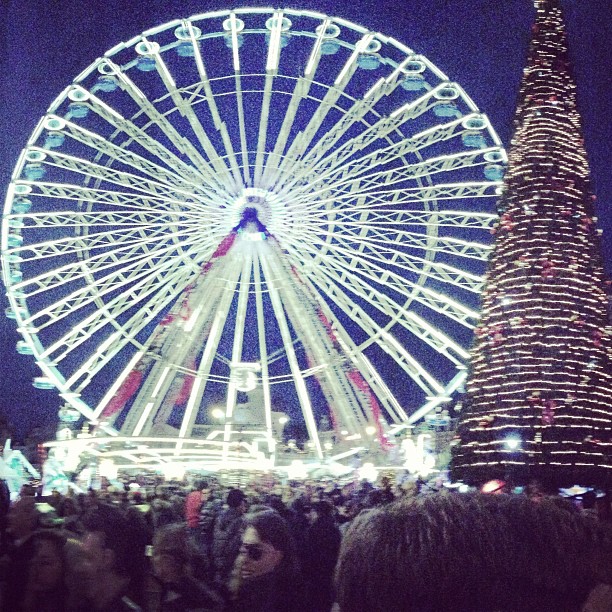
[450,0,612,488]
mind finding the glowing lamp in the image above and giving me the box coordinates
[481,479,506,494]
[505,436,521,450]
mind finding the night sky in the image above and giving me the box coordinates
[0,0,610,440]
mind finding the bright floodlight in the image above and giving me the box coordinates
[211,408,225,420]
[505,436,521,450]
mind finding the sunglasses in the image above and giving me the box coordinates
[240,543,265,561]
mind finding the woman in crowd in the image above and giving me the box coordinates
[229,509,306,612]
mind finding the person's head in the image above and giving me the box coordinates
[335,492,612,612]
[227,488,248,512]
[264,494,286,515]
[20,483,37,497]
[80,503,147,586]
[582,490,597,510]
[310,500,335,523]
[152,523,193,584]
[238,510,298,581]
[200,480,213,501]
[60,497,79,517]
[7,496,42,541]
[26,530,68,594]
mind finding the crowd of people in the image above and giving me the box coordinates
[0,474,611,611]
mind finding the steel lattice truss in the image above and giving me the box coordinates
[1,8,505,470]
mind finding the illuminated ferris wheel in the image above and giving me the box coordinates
[1,8,506,471]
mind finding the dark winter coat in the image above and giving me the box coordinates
[212,507,244,583]
[302,516,342,612]
[230,568,307,612]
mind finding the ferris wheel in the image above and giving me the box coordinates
[1,8,505,471]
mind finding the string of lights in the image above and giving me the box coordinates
[450,0,612,488]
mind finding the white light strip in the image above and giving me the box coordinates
[266,12,283,72]
[335,33,373,86]
[305,18,329,76]
[132,402,155,436]
[230,14,241,72]
[151,366,170,399]
[93,350,144,419]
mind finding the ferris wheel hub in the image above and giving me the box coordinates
[232,187,282,227]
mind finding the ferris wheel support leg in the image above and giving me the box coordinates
[175,262,243,451]
[253,254,274,452]
[260,253,324,459]
[222,252,253,462]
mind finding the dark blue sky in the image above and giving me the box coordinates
[0,0,610,439]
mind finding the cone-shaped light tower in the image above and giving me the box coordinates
[450,0,612,488]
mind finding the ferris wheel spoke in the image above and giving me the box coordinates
[286,235,478,326]
[305,201,496,229]
[275,80,448,197]
[324,221,491,262]
[284,243,470,364]
[301,281,409,423]
[261,17,330,186]
[314,229,484,292]
[273,33,375,184]
[64,86,226,193]
[302,216,493,249]
[252,10,285,187]
[19,148,218,204]
[283,62,443,191]
[294,224,485,291]
[22,241,203,331]
[289,146,503,209]
[175,21,246,189]
[17,180,222,220]
[14,207,222,234]
[283,181,500,218]
[292,57,409,167]
[75,228,222,277]
[17,227,219,303]
[101,56,229,189]
[39,258,197,367]
[306,194,498,222]
[105,51,241,192]
[43,118,224,200]
[289,111,486,197]
[14,220,192,263]
[273,248,410,422]
[279,163,498,225]
[293,257,446,397]
[30,252,189,344]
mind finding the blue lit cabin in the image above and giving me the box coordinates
[484,164,505,181]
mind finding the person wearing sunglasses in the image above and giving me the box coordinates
[229,509,307,612]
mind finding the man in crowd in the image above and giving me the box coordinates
[212,488,248,588]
